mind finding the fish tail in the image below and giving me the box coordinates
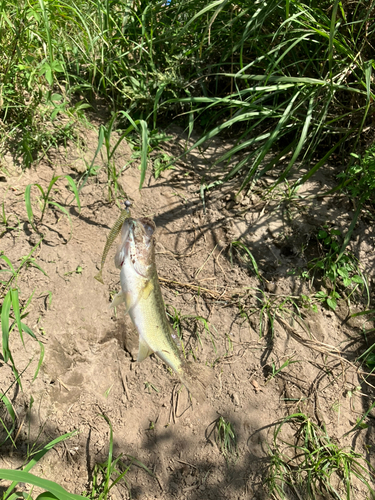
[94,271,104,284]
[179,362,213,402]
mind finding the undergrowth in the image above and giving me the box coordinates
[1,0,375,498]
[266,412,375,500]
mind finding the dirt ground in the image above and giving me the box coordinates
[1,123,375,499]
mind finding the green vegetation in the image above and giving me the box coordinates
[266,412,375,500]
[25,174,81,239]
[207,416,238,462]
[1,0,375,194]
[84,415,157,500]
[308,226,368,311]
[1,0,375,497]
[0,251,45,383]
[0,431,82,500]
[167,304,217,358]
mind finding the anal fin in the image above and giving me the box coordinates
[137,337,154,362]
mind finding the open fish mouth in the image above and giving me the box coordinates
[116,217,156,276]
[134,218,156,240]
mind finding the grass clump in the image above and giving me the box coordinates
[266,412,375,500]
[308,226,368,311]
[206,416,238,463]
[0,251,46,384]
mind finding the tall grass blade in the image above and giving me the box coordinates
[65,176,81,213]
[0,470,86,500]
[139,120,149,190]
[1,291,12,362]
[2,431,78,499]
[10,289,23,345]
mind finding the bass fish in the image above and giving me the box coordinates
[112,217,212,401]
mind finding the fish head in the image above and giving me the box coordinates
[115,217,156,278]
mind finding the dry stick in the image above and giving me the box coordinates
[159,276,239,300]
[119,366,130,401]
[195,244,218,278]
[176,459,197,469]
[214,246,227,277]
[13,418,25,445]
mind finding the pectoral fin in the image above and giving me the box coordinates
[137,337,154,362]
[142,280,154,300]
[110,290,132,314]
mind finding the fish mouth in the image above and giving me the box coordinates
[123,217,156,277]
[136,218,156,240]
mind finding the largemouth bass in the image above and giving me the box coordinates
[94,200,132,284]
[112,217,212,401]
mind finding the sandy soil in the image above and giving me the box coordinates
[0,124,375,499]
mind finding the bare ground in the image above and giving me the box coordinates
[1,123,375,499]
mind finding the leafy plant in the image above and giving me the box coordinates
[266,412,375,500]
[153,152,174,180]
[308,227,367,311]
[339,148,375,203]
[207,416,238,462]
[85,414,158,500]
[0,431,80,500]
[25,174,80,239]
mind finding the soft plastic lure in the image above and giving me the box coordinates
[94,200,132,284]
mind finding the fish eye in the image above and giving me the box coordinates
[124,200,132,208]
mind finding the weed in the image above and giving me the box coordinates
[153,152,174,179]
[166,305,217,354]
[299,294,318,313]
[0,287,44,384]
[0,200,20,237]
[266,412,375,500]
[0,430,80,500]
[144,382,159,393]
[265,357,300,385]
[85,414,158,500]
[254,289,301,338]
[308,226,368,311]
[229,240,261,281]
[338,148,375,204]
[207,416,238,463]
[25,174,80,239]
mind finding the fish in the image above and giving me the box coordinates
[112,216,212,401]
[94,200,132,284]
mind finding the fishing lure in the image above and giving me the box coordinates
[94,200,132,284]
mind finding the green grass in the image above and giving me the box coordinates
[166,304,217,356]
[207,416,238,463]
[84,415,158,500]
[1,0,375,497]
[0,431,81,500]
[267,412,375,500]
[25,174,81,239]
[1,0,374,197]
[0,251,45,384]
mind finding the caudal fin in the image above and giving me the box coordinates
[179,361,213,402]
